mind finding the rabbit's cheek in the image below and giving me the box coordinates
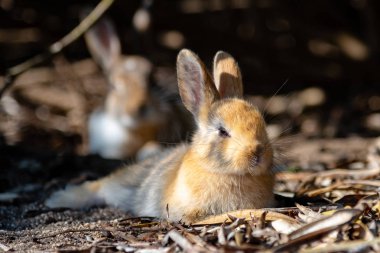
[120,115,138,128]
[222,141,237,162]
[225,146,259,174]
[253,149,273,174]
[137,123,160,141]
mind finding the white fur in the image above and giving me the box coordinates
[88,109,133,159]
[123,60,137,71]
[45,183,104,209]
[98,180,135,211]
[46,178,135,211]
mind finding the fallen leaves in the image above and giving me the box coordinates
[2,138,380,252]
[12,204,373,253]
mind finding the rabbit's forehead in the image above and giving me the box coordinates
[121,56,152,74]
[211,99,264,131]
[112,72,149,90]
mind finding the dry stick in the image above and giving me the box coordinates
[299,237,380,253]
[272,209,362,253]
[0,242,11,252]
[313,166,380,179]
[194,209,300,226]
[0,0,115,97]
[296,166,380,196]
[344,179,380,187]
[165,230,196,252]
[304,180,380,197]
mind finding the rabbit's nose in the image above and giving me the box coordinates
[249,144,264,166]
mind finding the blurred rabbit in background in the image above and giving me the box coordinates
[84,15,191,160]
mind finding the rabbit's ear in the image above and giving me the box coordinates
[213,51,243,98]
[177,49,219,118]
[84,16,121,72]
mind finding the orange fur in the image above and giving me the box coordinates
[163,148,274,222]
[46,49,275,224]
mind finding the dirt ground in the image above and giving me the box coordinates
[0,136,379,252]
[1,1,380,252]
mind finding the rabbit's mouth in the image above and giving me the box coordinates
[228,147,271,175]
[247,151,273,175]
[248,145,264,168]
[250,154,261,168]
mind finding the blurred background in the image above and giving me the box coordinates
[2,0,380,239]
[0,0,379,157]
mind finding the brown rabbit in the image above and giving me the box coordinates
[86,16,188,159]
[46,49,275,223]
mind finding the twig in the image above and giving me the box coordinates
[296,167,380,196]
[0,242,11,252]
[344,179,380,187]
[312,167,380,180]
[0,0,115,97]
[303,180,380,198]
[299,237,380,253]
[272,209,362,253]
[165,230,195,252]
[194,209,300,226]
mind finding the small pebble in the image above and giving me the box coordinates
[116,244,136,252]
[298,87,326,107]
[133,8,151,33]
[348,162,365,170]
[85,235,93,242]
[320,178,332,187]
[266,124,283,139]
[365,113,380,131]
[308,162,327,171]
[265,95,288,115]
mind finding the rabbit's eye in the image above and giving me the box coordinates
[218,126,230,138]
